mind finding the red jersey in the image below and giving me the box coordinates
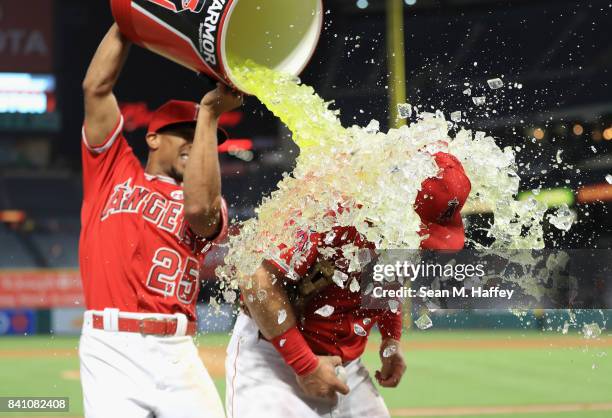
[79,115,228,321]
[268,152,471,362]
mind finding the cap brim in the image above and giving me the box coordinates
[151,121,230,146]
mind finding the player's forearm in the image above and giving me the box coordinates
[379,308,403,341]
[240,262,320,376]
[82,24,130,97]
[183,109,223,238]
[239,262,297,339]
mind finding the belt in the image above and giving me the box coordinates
[91,313,197,336]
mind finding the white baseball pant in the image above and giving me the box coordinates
[79,310,226,418]
[225,313,390,418]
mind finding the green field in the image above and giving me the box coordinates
[0,330,611,418]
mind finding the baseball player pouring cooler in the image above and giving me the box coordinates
[78,24,242,418]
[226,152,471,418]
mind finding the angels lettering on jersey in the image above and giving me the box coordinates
[100,177,207,254]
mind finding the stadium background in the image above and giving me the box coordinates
[0,0,611,417]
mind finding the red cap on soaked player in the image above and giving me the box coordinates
[414,152,472,250]
[147,100,229,144]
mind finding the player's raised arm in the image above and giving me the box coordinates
[82,24,130,147]
[239,261,350,401]
[183,84,242,238]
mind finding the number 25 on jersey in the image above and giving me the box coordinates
[146,248,199,304]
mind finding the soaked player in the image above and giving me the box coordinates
[78,24,241,418]
[225,152,471,418]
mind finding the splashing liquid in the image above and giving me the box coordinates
[217,60,548,289]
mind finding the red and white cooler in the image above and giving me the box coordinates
[111,0,324,93]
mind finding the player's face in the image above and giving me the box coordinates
[156,126,195,182]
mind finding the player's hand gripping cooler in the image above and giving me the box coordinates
[110,0,323,93]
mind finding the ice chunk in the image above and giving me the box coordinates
[487,78,504,89]
[222,290,236,304]
[582,323,602,339]
[358,249,372,266]
[547,204,576,231]
[472,96,486,106]
[349,278,360,292]
[397,103,412,119]
[353,323,367,336]
[462,88,472,96]
[363,318,371,325]
[450,111,462,122]
[332,270,348,288]
[335,365,348,383]
[382,344,398,358]
[606,174,612,184]
[365,119,380,134]
[415,314,433,330]
[388,300,400,313]
[277,309,287,324]
[315,305,335,317]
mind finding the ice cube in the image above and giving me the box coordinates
[349,278,360,292]
[358,249,372,266]
[388,300,400,313]
[363,318,371,325]
[353,323,367,336]
[462,88,472,96]
[397,103,412,119]
[487,78,504,89]
[279,338,286,347]
[365,119,380,134]
[277,309,287,324]
[605,174,612,184]
[382,344,398,358]
[450,111,462,122]
[547,204,576,231]
[415,314,433,330]
[315,305,335,317]
[472,97,486,106]
[222,290,236,304]
[425,298,440,312]
[332,270,348,288]
[582,323,602,339]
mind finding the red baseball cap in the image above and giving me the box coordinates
[414,152,471,250]
[147,100,229,143]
